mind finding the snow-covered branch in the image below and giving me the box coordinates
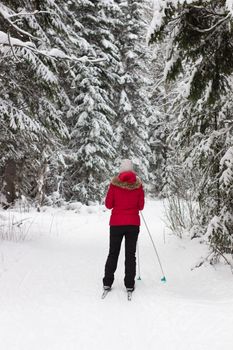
[0,4,39,40]
[186,12,231,33]
[7,10,58,19]
[0,31,106,64]
[0,30,33,48]
[7,32,20,62]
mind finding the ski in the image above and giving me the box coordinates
[126,288,134,301]
[102,287,134,300]
[101,287,111,299]
[127,291,132,301]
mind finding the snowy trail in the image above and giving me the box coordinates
[0,201,233,350]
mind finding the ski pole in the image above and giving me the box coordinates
[137,240,141,280]
[141,212,167,283]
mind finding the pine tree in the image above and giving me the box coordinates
[147,41,170,196]
[64,0,121,203]
[149,0,233,254]
[0,0,83,207]
[113,0,152,180]
[0,0,156,208]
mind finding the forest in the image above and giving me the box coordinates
[0,2,233,349]
[0,0,233,260]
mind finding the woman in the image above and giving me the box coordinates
[103,159,145,293]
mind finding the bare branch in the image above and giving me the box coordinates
[0,8,40,40]
[191,251,214,270]
[186,12,231,34]
[210,244,233,272]
[7,10,58,19]
[1,40,106,65]
[7,31,20,62]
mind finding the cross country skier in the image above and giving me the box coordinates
[102,159,145,299]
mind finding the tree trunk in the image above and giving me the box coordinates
[35,161,48,212]
[2,159,17,208]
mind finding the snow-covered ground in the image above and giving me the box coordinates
[0,200,233,350]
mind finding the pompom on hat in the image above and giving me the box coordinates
[119,159,134,173]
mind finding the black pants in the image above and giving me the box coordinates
[103,225,139,289]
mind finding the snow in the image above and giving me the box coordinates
[47,48,68,59]
[226,0,233,15]
[120,90,132,112]
[220,147,233,187]
[0,30,29,47]
[182,56,203,98]
[0,200,233,350]
[147,0,214,42]
[0,2,14,18]
[147,0,166,43]
[43,48,83,62]
[164,52,180,80]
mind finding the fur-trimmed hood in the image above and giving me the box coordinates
[111,171,142,190]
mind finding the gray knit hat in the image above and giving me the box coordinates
[119,159,133,173]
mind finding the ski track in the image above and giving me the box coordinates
[0,201,233,350]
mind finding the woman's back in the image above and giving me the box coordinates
[103,159,145,292]
[105,171,144,226]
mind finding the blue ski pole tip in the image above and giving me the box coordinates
[161,276,166,283]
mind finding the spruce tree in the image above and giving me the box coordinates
[0,0,82,207]
[113,0,152,180]
[149,0,233,254]
[64,0,120,203]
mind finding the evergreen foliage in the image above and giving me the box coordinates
[64,0,119,203]
[114,0,152,180]
[0,0,152,206]
[150,0,233,255]
[0,0,73,206]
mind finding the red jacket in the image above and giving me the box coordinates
[105,171,145,226]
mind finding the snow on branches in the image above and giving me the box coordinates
[148,0,233,257]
